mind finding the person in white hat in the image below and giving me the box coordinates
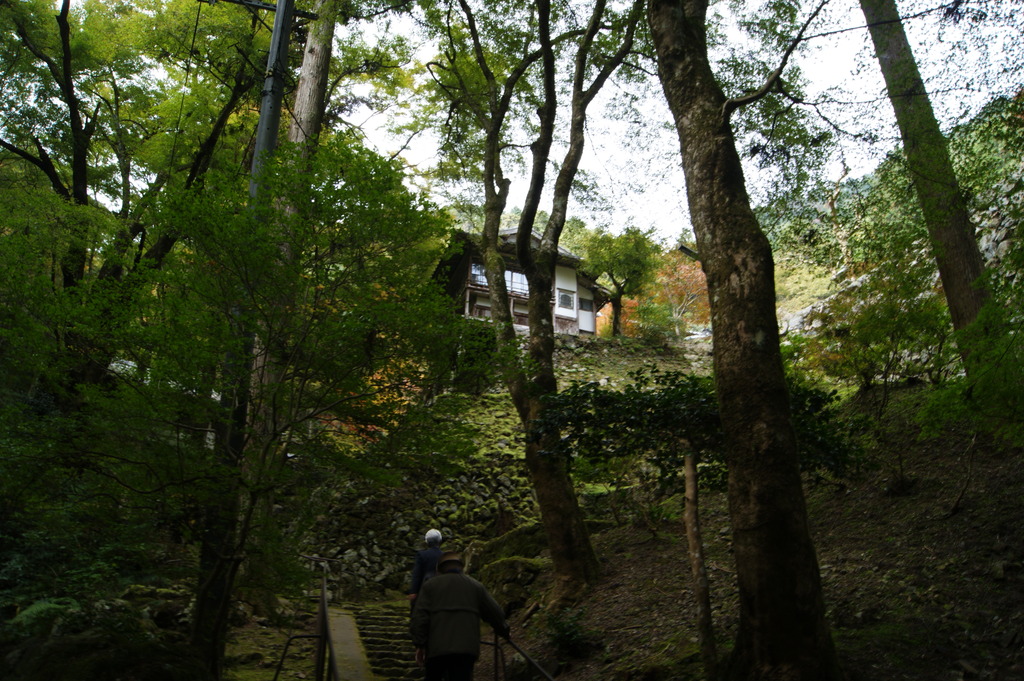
[410,551,508,681]
[407,528,444,610]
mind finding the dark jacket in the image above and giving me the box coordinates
[408,546,444,596]
[410,571,507,659]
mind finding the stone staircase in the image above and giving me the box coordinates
[348,600,421,681]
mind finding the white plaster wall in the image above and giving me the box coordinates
[578,288,596,333]
[555,265,577,292]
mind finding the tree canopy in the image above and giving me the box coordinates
[580,225,663,336]
[1,0,1023,677]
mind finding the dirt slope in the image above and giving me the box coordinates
[499,386,1024,681]
[230,337,1024,681]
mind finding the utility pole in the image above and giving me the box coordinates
[190,2,316,675]
[201,0,317,196]
[250,0,295,198]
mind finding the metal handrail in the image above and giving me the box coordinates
[316,574,339,681]
[273,573,338,681]
[484,631,556,681]
[272,634,323,681]
[272,565,554,681]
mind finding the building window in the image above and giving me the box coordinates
[505,269,529,295]
[470,262,488,287]
[472,261,528,295]
[558,290,574,310]
[579,297,594,312]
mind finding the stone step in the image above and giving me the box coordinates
[360,625,408,634]
[363,635,412,646]
[360,624,407,632]
[359,623,408,633]
[345,601,420,681]
[356,614,408,621]
[365,650,412,663]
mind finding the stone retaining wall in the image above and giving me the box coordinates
[302,448,539,601]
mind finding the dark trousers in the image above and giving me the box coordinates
[424,653,476,681]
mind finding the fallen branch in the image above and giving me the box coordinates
[940,434,977,519]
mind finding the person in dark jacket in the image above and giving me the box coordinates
[410,551,508,681]
[407,529,444,610]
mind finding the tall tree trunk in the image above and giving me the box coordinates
[478,177,601,606]
[193,0,309,670]
[522,260,599,604]
[445,0,642,604]
[610,295,624,336]
[231,0,340,619]
[683,452,717,679]
[647,1,843,678]
[523,411,597,604]
[190,486,242,681]
[191,338,251,679]
[505,0,644,603]
[288,0,338,149]
[859,0,989,342]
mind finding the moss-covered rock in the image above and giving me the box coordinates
[119,584,191,633]
[1,630,212,681]
[475,523,549,565]
[476,556,549,614]
[475,519,615,567]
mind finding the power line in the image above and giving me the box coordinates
[197,0,317,21]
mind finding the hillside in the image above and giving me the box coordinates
[483,341,1024,681]
[241,336,1022,681]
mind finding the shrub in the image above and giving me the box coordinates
[2,599,80,641]
[630,300,675,344]
[543,606,598,658]
[801,262,958,394]
[541,366,859,517]
[918,302,1024,446]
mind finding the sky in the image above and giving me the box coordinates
[351,2,889,245]
[64,0,1022,244]
[351,0,1021,245]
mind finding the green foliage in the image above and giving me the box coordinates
[774,258,833,319]
[767,93,1023,276]
[917,304,1024,447]
[444,318,503,394]
[786,373,862,481]
[0,133,466,625]
[558,217,593,259]
[771,143,963,397]
[904,94,1024,446]
[0,400,180,612]
[537,369,717,526]
[767,94,1024,451]
[578,226,663,336]
[0,628,212,681]
[581,226,663,300]
[543,606,598,659]
[411,0,545,185]
[949,96,1024,209]
[0,0,266,209]
[541,366,858,510]
[630,299,676,344]
[409,0,646,192]
[798,263,958,394]
[2,599,80,641]
[710,0,835,223]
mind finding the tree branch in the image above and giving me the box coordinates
[721,0,828,124]
[0,137,70,198]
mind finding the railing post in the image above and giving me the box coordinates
[313,577,327,681]
[493,631,499,681]
[273,560,341,681]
